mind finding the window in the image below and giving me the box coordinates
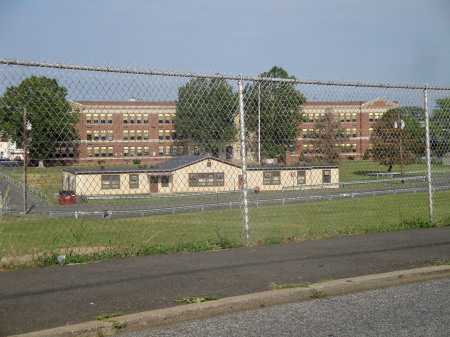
[93,114,99,124]
[165,130,170,140]
[352,128,357,138]
[340,113,345,122]
[263,171,280,185]
[165,114,171,124]
[193,146,200,155]
[297,170,306,184]
[129,114,135,124]
[130,147,136,157]
[144,147,149,156]
[172,146,177,156]
[158,146,164,156]
[323,170,331,183]
[143,114,149,124]
[137,147,142,156]
[130,130,135,140]
[94,147,100,157]
[161,176,169,187]
[124,146,129,156]
[123,130,129,140]
[101,147,107,157]
[189,173,224,187]
[101,130,106,141]
[369,128,373,136]
[189,173,197,186]
[86,130,92,140]
[166,146,171,156]
[86,114,92,124]
[159,130,164,140]
[158,114,164,124]
[102,175,120,189]
[94,130,99,141]
[143,130,149,140]
[352,113,357,122]
[87,147,92,157]
[123,114,128,124]
[346,129,351,138]
[302,129,308,138]
[108,115,113,124]
[136,114,142,124]
[352,144,357,153]
[108,147,114,157]
[108,130,113,141]
[346,113,351,122]
[137,130,142,140]
[369,113,374,122]
[303,144,308,153]
[129,174,139,188]
[101,114,106,124]
[172,130,177,140]
[308,113,314,122]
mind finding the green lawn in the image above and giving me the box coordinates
[1,190,448,265]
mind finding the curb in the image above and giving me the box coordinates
[13,265,450,337]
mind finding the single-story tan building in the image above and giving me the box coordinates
[62,155,339,197]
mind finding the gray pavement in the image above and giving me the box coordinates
[0,226,449,336]
[117,277,450,337]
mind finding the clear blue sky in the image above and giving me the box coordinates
[0,0,449,85]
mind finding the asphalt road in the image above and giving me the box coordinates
[0,226,449,336]
[118,277,450,337]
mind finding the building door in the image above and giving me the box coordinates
[150,176,159,193]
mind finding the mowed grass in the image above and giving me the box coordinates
[1,190,448,264]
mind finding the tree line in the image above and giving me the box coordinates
[0,71,449,171]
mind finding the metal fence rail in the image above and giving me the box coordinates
[0,58,449,266]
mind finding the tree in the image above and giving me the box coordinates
[174,77,238,155]
[430,97,450,157]
[370,108,420,172]
[244,66,306,161]
[0,76,79,166]
[306,109,344,164]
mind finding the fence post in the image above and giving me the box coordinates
[238,76,250,245]
[423,85,434,223]
[23,108,28,214]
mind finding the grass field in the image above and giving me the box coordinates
[1,189,449,269]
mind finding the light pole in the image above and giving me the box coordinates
[394,112,405,184]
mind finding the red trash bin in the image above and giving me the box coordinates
[59,191,76,205]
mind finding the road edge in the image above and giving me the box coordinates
[12,265,450,337]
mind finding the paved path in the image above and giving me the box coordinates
[0,226,449,336]
[118,277,450,337]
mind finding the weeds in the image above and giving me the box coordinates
[269,282,311,290]
[94,312,123,321]
[175,296,218,304]
[310,289,327,298]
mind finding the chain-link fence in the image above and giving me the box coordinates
[0,59,449,269]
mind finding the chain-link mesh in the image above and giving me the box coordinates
[0,59,449,269]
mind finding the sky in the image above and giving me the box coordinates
[0,0,449,86]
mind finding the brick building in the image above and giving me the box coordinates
[71,98,398,165]
[286,98,398,163]
[73,100,185,165]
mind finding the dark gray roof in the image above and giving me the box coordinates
[153,155,208,170]
[62,155,338,175]
[247,163,339,170]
